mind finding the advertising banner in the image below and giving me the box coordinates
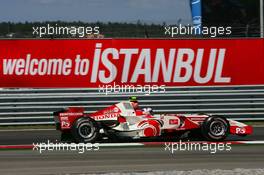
[0,39,263,87]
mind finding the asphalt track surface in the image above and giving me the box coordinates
[0,145,263,175]
[0,127,263,145]
[0,127,263,175]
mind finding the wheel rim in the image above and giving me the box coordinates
[78,123,95,139]
[209,121,226,137]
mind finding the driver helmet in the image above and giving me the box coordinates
[129,96,139,109]
[129,96,138,103]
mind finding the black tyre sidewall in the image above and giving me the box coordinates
[71,117,99,143]
[202,116,229,141]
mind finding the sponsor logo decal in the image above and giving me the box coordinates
[169,119,179,125]
[92,113,119,120]
[236,127,246,134]
[61,121,70,128]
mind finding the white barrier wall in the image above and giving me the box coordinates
[0,85,263,125]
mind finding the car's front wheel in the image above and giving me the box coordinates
[71,117,100,143]
[201,116,229,141]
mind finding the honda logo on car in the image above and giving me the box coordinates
[92,113,119,120]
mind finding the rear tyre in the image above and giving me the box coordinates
[201,116,229,141]
[71,117,100,143]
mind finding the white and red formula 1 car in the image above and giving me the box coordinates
[53,100,253,143]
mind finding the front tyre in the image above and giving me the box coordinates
[71,117,100,143]
[201,116,229,141]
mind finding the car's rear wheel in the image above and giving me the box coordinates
[71,117,100,143]
[201,116,229,141]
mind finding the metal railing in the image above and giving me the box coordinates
[0,85,264,125]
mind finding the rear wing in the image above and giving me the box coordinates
[53,107,85,130]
